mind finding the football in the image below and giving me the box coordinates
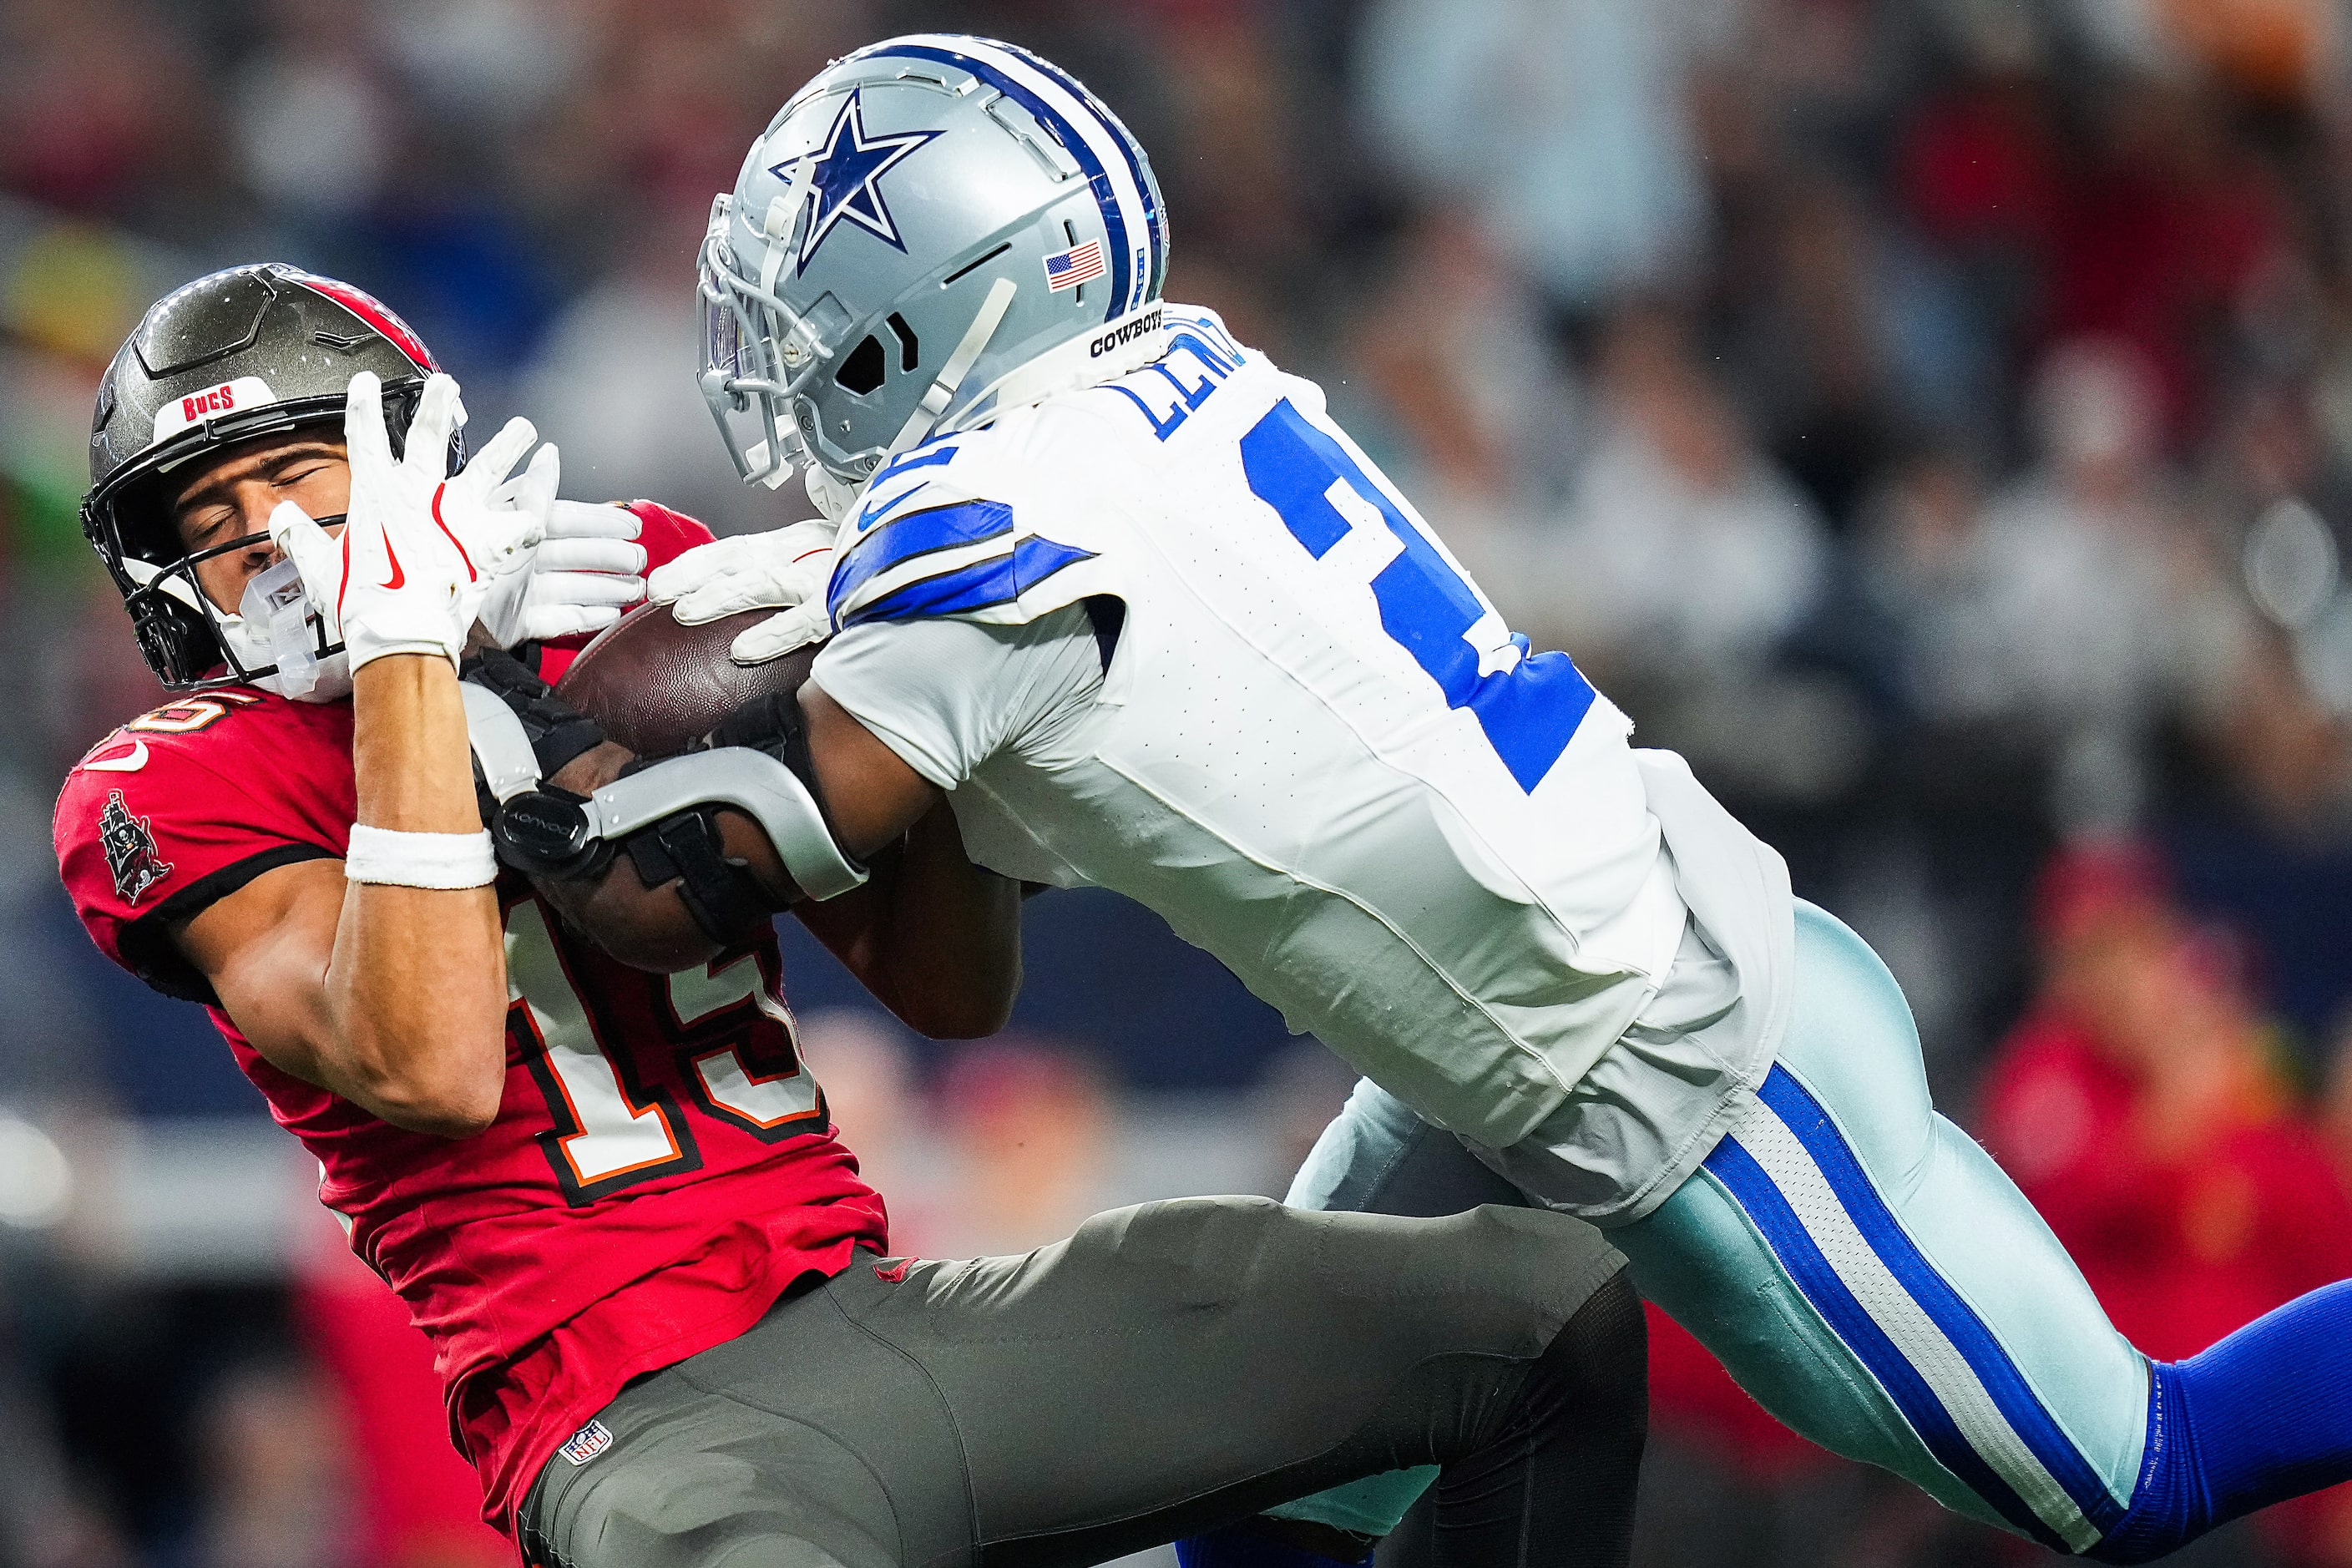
[554,602,822,757]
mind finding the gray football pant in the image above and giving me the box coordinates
[518,1194,1642,1568]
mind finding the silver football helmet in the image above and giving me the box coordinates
[698,34,1171,497]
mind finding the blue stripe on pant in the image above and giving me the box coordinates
[1272,902,2352,1555]
[1611,904,2150,1551]
[1273,901,2162,1551]
[1698,1067,2126,1549]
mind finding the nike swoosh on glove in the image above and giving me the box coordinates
[271,371,542,670]
[477,499,648,645]
[645,518,839,665]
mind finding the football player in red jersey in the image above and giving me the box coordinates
[57,266,1648,1568]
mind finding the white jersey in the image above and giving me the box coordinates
[812,307,1789,1189]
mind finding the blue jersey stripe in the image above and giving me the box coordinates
[840,534,1096,627]
[876,43,1132,323]
[1703,1134,2064,1548]
[828,499,1015,623]
[1755,1066,2129,1534]
[862,441,960,498]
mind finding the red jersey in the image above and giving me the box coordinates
[51,503,888,1537]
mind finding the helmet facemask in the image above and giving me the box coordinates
[117,522,352,699]
[697,194,833,491]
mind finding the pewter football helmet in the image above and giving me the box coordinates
[85,261,456,692]
[699,34,1170,493]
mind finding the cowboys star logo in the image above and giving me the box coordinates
[771,89,943,274]
[99,790,173,906]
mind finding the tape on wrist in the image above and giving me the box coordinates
[344,823,498,888]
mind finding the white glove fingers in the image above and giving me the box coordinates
[267,501,345,615]
[647,556,713,603]
[466,508,541,580]
[730,604,827,665]
[670,596,745,626]
[467,416,539,493]
[534,537,647,574]
[343,372,396,475]
[406,374,465,478]
[511,440,561,522]
[545,500,642,540]
[532,570,644,608]
[669,577,777,624]
[520,603,628,640]
[320,376,494,670]
[647,534,760,601]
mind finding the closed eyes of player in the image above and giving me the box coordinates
[173,446,346,549]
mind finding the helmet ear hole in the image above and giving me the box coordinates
[836,335,887,395]
[887,313,919,372]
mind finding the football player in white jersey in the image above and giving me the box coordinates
[492,35,2352,1568]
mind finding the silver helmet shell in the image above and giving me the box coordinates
[699,34,1171,490]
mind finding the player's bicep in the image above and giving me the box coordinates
[802,609,1100,857]
[175,857,347,1088]
[799,683,940,859]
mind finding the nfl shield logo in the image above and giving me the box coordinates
[559,1419,614,1465]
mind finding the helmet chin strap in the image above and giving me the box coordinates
[805,464,857,522]
[121,554,353,702]
[883,276,1019,463]
[120,554,207,613]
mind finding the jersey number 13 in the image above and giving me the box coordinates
[505,901,824,1205]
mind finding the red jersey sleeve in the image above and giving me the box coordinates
[624,499,720,572]
[53,690,357,1001]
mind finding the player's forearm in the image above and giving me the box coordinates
[775,802,1019,1039]
[521,741,732,972]
[861,803,1021,1037]
[496,685,955,983]
[332,655,508,1135]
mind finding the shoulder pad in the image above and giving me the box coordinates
[72,690,278,771]
[823,438,1096,630]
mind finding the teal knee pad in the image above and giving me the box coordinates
[1262,1467,1439,1538]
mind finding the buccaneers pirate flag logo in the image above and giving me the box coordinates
[99,790,173,906]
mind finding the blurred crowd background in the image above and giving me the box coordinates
[7,0,2352,1565]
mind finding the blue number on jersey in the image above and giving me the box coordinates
[1238,399,1596,792]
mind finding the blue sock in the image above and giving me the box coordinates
[2093,1279,2352,1562]
[1176,1522,1373,1568]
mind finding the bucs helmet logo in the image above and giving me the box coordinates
[99,790,173,906]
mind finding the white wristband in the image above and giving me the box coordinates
[343,823,498,888]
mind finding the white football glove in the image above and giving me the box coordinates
[646,518,839,664]
[476,498,647,645]
[271,371,542,671]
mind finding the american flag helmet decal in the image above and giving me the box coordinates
[1044,240,1105,291]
